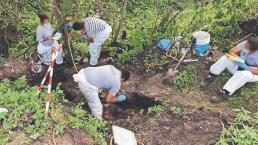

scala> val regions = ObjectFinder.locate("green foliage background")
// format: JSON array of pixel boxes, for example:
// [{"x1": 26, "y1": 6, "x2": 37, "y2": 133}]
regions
[
  {"x1": 0, "y1": 0, "x2": 257, "y2": 144},
  {"x1": 0, "y1": 0, "x2": 257, "y2": 63}
]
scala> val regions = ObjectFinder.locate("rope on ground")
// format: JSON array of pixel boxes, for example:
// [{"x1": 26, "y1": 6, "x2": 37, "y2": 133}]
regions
[
  {"x1": 9, "y1": 41, "x2": 37, "y2": 61},
  {"x1": 52, "y1": 125, "x2": 57, "y2": 145}
]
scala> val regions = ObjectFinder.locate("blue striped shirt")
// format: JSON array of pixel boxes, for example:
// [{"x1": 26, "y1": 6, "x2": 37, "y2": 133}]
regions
[{"x1": 84, "y1": 17, "x2": 109, "y2": 38}]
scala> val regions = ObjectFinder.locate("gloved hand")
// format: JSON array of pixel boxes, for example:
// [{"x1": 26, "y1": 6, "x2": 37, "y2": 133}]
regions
[
  {"x1": 238, "y1": 63, "x2": 250, "y2": 71},
  {"x1": 66, "y1": 22, "x2": 73, "y2": 30},
  {"x1": 81, "y1": 35, "x2": 88, "y2": 42},
  {"x1": 117, "y1": 95, "x2": 126, "y2": 102}
]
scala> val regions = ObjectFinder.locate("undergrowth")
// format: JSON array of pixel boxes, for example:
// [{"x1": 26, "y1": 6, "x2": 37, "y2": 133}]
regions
[
  {"x1": 147, "y1": 105, "x2": 164, "y2": 117},
  {"x1": 216, "y1": 107, "x2": 258, "y2": 145},
  {"x1": 173, "y1": 65, "x2": 197, "y2": 90},
  {"x1": 0, "y1": 76, "x2": 107, "y2": 145}
]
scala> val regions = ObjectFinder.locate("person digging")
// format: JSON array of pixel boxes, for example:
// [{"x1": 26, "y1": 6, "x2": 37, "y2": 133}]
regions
[
  {"x1": 67, "y1": 16, "x2": 112, "y2": 66},
  {"x1": 201, "y1": 37, "x2": 258, "y2": 102},
  {"x1": 73, "y1": 65, "x2": 130, "y2": 120}
]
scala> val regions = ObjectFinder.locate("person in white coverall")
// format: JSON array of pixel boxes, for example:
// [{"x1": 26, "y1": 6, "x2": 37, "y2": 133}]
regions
[
  {"x1": 73, "y1": 65, "x2": 130, "y2": 119},
  {"x1": 201, "y1": 37, "x2": 258, "y2": 102},
  {"x1": 36, "y1": 14, "x2": 63, "y2": 65},
  {"x1": 72, "y1": 17, "x2": 112, "y2": 66}
]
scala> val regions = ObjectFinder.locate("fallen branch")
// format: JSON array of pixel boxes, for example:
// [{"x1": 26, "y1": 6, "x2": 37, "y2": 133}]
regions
[
  {"x1": 233, "y1": 33, "x2": 253, "y2": 45},
  {"x1": 9, "y1": 41, "x2": 37, "y2": 61}
]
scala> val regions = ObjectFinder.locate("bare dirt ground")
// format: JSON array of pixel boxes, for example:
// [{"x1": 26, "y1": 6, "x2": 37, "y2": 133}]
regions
[
  {"x1": 0, "y1": 52, "x2": 236, "y2": 145},
  {"x1": 1, "y1": 17, "x2": 257, "y2": 144}
]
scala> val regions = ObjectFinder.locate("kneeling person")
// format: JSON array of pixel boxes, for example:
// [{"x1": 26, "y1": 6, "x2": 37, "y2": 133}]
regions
[
  {"x1": 201, "y1": 37, "x2": 258, "y2": 102},
  {"x1": 73, "y1": 65, "x2": 130, "y2": 119},
  {"x1": 36, "y1": 14, "x2": 63, "y2": 65}
]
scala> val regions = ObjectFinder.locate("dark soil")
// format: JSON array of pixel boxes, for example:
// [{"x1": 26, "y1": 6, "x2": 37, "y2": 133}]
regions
[
  {"x1": 240, "y1": 16, "x2": 258, "y2": 35},
  {"x1": 0, "y1": 55, "x2": 234, "y2": 145}
]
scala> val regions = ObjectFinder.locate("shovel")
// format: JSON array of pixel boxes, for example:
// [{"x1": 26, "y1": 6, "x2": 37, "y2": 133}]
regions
[{"x1": 166, "y1": 48, "x2": 190, "y2": 77}]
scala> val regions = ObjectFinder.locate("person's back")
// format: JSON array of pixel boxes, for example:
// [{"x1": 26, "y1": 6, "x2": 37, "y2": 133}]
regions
[
  {"x1": 84, "y1": 17, "x2": 109, "y2": 36},
  {"x1": 73, "y1": 65, "x2": 130, "y2": 119},
  {"x1": 83, "y1": 65, "x2": 121, "y2": 93}
]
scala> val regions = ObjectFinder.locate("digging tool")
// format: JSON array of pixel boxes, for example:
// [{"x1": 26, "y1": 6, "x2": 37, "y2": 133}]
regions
[{"x1": 166, "y1": 48, "x2": 190, "y2": 77}]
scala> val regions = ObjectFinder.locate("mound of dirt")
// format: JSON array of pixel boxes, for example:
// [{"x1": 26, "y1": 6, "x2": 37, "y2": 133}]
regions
[
  {"x1": 0, "y1": 59, "x2": 29, "y2": 80},
  {"x1": 33, "y1": 128, "x2": 96, "y2": 145}
]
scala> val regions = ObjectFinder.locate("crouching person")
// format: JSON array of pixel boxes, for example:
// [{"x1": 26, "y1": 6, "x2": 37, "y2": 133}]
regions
[
  {"x1": 36, "y1": 14, "x2": 63, "y2": 65},
  {"x1": 201, "y1": 37, "x2": 258, "y2": 102},
  {"x1": 73, "y1": 65, "x2": 130, "y2": 119}
]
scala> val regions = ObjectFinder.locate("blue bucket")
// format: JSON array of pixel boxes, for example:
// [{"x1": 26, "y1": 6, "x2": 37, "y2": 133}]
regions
[
  {"x1": 194, "y1": 44, "x2": 209, "y2": 56},
  {"x1": 192, "y1": 31, "x2": 210, "y2": 56}
]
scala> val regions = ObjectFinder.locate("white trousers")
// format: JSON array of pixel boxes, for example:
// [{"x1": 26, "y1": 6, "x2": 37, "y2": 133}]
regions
[
  {"x1": 73, "y1": 70, "x2": 102, "y2": 119},
  {"x1": 210, "y1": 55, "x2": 258, "y2": 95},
  {"x1": 89, "y1": 26, "x2": 112, "y2": 65},
  {"x1": 37, "y1": 41, "x2": 63, "y2": 65}
]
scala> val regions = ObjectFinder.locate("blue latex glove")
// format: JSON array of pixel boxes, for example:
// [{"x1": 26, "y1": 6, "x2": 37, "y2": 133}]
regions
[
  {"x1": 117, "y1": 95, "x2": 126, "y2": 102},
  {"x1": 81, "y1": 35, "x2": 88, "y2": 42},
  {"x1": 238, "y1": 63, "x2": 250, "y2": 71},
  {"x1": 66, "y1": 22, "x2": 73, "y2": 29}
]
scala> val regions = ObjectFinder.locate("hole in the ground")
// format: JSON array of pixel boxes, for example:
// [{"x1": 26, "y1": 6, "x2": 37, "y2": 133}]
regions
[
  {"x1": 103, "y1": 93, "x2": 162, "y2": 120},
  {"x1": 117, "y1": 93, "x2": 162, "y2": 110}
]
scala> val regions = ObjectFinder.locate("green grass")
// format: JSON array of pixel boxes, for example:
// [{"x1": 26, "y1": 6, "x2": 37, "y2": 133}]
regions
[
  {"x1": 0, "y1": 76, "x2": 107, "y2": 145},
  {"x1": 216, "y1": 107, "x2": 258, "y2": 145}
]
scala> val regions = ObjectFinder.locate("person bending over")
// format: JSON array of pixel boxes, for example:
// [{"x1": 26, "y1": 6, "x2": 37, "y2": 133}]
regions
[
  {"x1": 73, "y1": 65, "x2": 130, "y2": 119},
  {"x1": 201, "y1": 37, "x2": 258, "y2": 102},
  {"x1": 72, "y1": 17, "x2": 112, "y2": 66}
]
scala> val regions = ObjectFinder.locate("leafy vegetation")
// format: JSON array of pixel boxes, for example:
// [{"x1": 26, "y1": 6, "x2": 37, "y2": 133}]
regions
[
  {"x1": 216, "y1": 107, "x2": 258, "y2": 145},
  {"x1": 0, "y1": 77, "x2": 107, "y2": 145},
  {"x1": 148, "y1": 105, "x2": 164, "y2": 117},
  {"x1": 0, "y1": 0, "x2": 258, "y2": 144},
  {"x1": 170, "y1": 105, "x2": 183, "y2": 116},
  {"x1": 174, "y1": 65, "x2": 197, "y2": 90}
]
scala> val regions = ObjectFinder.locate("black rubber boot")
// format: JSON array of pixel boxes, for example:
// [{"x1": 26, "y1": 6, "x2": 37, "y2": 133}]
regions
[
  {"x1": 211, "y1": 89, "x2": 230, "y2": 103},
  {"x1": 200, "y1": 72, "x2": 217, "y2": 88}
]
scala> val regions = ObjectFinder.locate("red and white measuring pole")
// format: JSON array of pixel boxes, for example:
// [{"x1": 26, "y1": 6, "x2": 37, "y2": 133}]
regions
[{"x1": 37, "y1": 44, "x2": 62, "y2": 120}]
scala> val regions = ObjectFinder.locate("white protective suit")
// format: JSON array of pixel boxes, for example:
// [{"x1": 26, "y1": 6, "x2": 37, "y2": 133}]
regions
[
  {"x1": 210, "y1": 55, "x2": 258, "y2": 95},
  {"x1": 88, "y1": 25, "x2": 112, "y2": 65},
  {"x1": 73, "y1": 65, "x2": 121, "y2": 119},
  {"x1": 73, "y1": 70, "x2": 102, "y2": 119},
  {"x1": 36, "y1": 23, "x2": 63, "y2": 65}
]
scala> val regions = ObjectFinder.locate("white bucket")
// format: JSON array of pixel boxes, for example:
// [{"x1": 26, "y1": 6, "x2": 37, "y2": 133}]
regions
[{"x1": 192, "y1": 31, "x2": 211, "y2": 45}]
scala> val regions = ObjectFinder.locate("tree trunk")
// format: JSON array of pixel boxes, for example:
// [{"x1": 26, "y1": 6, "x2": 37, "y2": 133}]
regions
[
  {"x1": 112, "y1": 1, "x2": 128, "y2": 44},
  {"x1": 0, "y1": 29, "x2": 9, "y2": 58}
]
